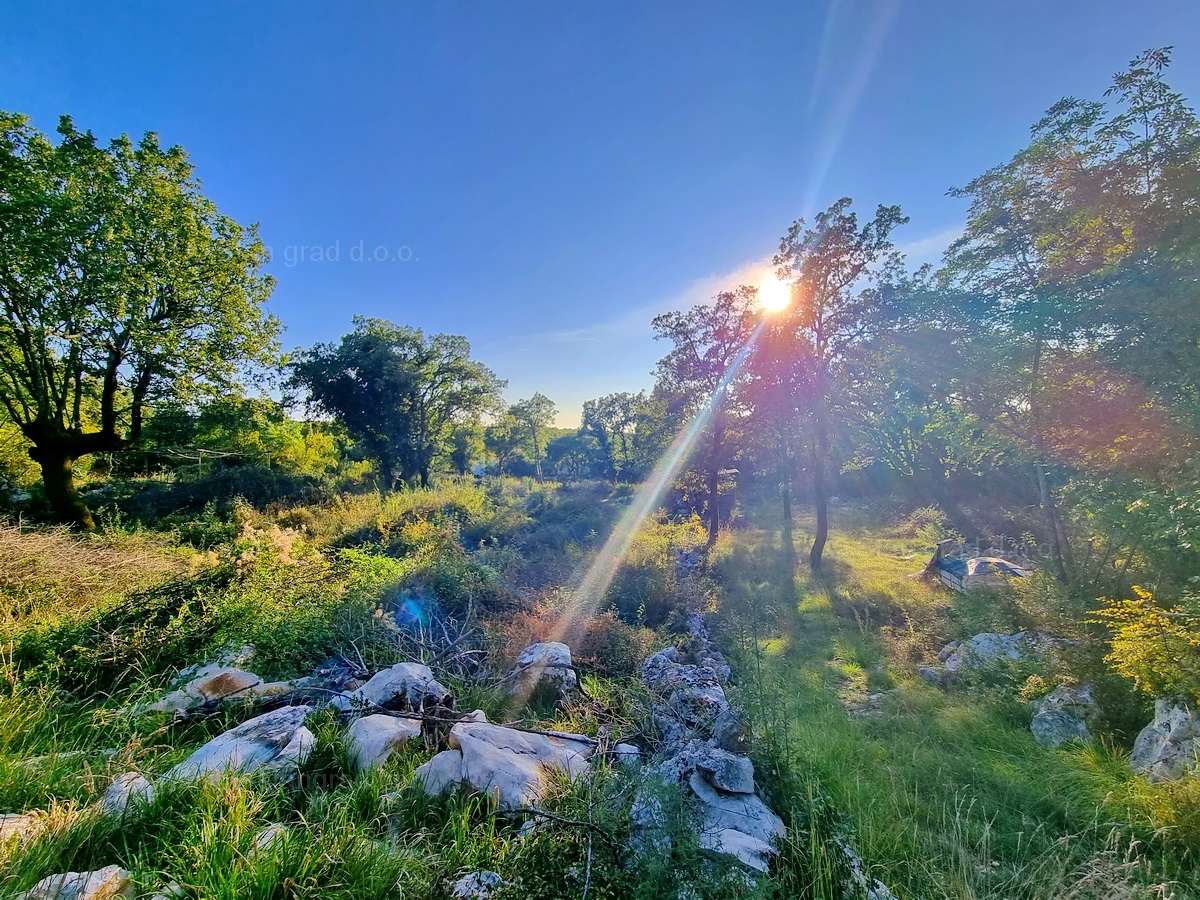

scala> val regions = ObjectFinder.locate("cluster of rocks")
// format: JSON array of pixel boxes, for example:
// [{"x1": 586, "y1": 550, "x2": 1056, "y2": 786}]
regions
[
  {"x1": 633, "y1": 616, "x2": 785, "y2": 874},
  {"x1": 128, "y1": 646, "x2": 361, "y2": 718},
  {"x1": 415, "y1": 716, "x2": 596, "y2": 810},
  {"x1": 918, "y1": 631, "x2": 1071, "y2": 687},
  {"x1": 921, "y1": 633, "x2": 1200, "y2": 783}
]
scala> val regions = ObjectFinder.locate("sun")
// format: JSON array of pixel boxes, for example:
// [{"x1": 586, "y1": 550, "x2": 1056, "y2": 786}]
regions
[{"x1": 757, "y1": 278, "x2": 792, "y2": 313}]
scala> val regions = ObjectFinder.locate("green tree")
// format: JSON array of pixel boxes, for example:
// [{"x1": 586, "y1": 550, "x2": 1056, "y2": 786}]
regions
[
  {"x1": 0, "y1": 113, "x2": 279, "y2": 528},
  {"x1": 774, "y1": 197, "x2": 907, "y2": 570},
  {"x1": 581, "y1": 391, "x2": 644, "y2": 481},
  {"x1": 290, "y1": 318, "x2": 503, "y2": 489},
  {"x1": 939, "y1": 49, "x2": 1200, "y2": 578},
  {"x1": 652, "y1": 287, "x2": 760, "y2": 546},
  {"x1": 484, "y1": 413, "x2": 524, "y2": 476},
  {"x1": 545, "y1": 432, "x2": 599, "y2": 480},
  {"x1": 509, "y1": 392, "x2": 557, "y2": 482},
  {"x1": 449, "y1": 423, "x2": 483, "y2": 476}
]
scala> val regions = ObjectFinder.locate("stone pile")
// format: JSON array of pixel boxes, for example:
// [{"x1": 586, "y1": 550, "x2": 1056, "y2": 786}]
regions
[
  {"x1": 919, "y1": 631, "x2": 1071, "y2": 687},
  {"x1": 633, "y1": 616, "x2": 785, "y2": 874}
]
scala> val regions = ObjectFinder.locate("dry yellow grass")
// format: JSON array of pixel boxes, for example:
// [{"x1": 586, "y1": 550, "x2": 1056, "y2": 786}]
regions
[{"x1": 0, "y1": 523, "x2": 188, "y2": 620}]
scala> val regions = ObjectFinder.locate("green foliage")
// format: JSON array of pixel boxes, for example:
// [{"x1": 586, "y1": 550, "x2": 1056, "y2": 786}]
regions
[
  {"x1": 290, "y1": 317, "x2": 504, "y2": 489},
  {"x1": 1095, "y1": 586, "x2": 1200, "y2": 704},
  {"x1": 0, "y1": 111, "x2": 279, "y2": 527}
]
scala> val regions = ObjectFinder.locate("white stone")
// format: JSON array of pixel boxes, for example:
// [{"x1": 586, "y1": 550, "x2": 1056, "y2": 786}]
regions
[
  {"x1": 1130, "y1": 699, "x2": 1200, "y2": 782},
  {"x1": 415, "y1": 721, "x2": 594, "y2": 809},
  {"x1": 98, "y1": 772, "x2": 154, "y2": 817},
  {"x1": 165, "y1": 705, "x2": 315, "y2": 783},
  {"x1": 332, "y1": 663, "x2": 451, "y2": 714},
  {"x1": 509, "y1": 642, "x2": 578, "y2": 700},
  {"x1": 345, "y1": 714, "x2": 422, "y2": 773},
  {"x1": 251, "y1": 823, "x2": 288, "y2": 854},
  {"x1": 693, "y1": 747, "x2": 755, "y2": 794},
  {"x1": 613, "y1": 743, "x2": 641, "y2": 767},
  {"x1": 449, "y1": 871, "x2": 505, "y2": 899},
  {"x1": 20, "y1": 866, "x2": 134, "y2": 900},
  {"x1": 1030, "y1": 710, "x2": 1090, "y2": 749},
  {"x1": 414, "y1": 749, "x2": 465, "y2": 795},
  {"x1": 688, "y1": 771, "x2": 786, "y2": 872}
]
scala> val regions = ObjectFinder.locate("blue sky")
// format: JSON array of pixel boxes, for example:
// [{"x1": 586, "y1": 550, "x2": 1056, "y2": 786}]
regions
[{"x1": 3, "y1": 1, "x2": 1198, "y2": 423}]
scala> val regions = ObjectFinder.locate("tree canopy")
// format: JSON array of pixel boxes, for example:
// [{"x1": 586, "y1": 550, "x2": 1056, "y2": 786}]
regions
[
  {"x1": 0, "y1": 112, "x2": 279, "y2": 527},
  {"x1": 289, "y1": 317, "x2": 504, "y2": 489}
]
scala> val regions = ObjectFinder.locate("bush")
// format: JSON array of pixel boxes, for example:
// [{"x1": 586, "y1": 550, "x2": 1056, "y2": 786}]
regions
[{"x1": 1094, "y1": 586, "x2": 1200, "y2": 705}]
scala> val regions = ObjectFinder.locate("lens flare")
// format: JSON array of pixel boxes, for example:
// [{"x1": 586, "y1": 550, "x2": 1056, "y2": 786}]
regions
[
  {"x1": 757, "y1": 279, "x2": 792, "y2": 313},
  {"x1": 504, "y1": 319, "x2": 768, "y2": 713}
]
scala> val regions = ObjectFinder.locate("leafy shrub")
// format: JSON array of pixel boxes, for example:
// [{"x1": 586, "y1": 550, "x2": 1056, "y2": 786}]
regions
[
  {"x1": 117, "y1": 465, "x2": 320, "y2": 522},
  {"x1": 1094, "y1": 586, "x2": 1200, "y2": 704}
]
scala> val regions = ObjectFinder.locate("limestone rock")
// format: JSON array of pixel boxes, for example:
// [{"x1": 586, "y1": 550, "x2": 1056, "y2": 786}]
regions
[
  {"x1": 176, "y1": 645, "x2": 255, "y2": 684},
  {"x1": 1030, "y1": 710, "x2": 1091, "y2": 749},
  {"x1": 1030, "y1": 683, "x2": 1097, "y2": 749},
  {"x1": 449, "y1": 871, "x2": 505, "y2": 899},
  {"x1": 1130, "y1": 699, "x2": 1200, "y2": 782},
  {"x1": 98, "y1": 772, "x2": 155, "y2": 817},
  {"x1": 1037, "y1": 683, "x2": 1098, "y2": 720},
  {"x1": 613, "y1": 742, "x2": 642, "y2": 768},
  {"x1": 332, "y1": 663, "x2": 452, "y2": 715},
  {"x1": 186, "y1": 667, "x2": 262, "y2": 701},
  {"x1": 345, "y1": 714, "x2": 422, "y2": 773},
  {"x1": 414, "y1": 749, "x2": 465, "y2": 795},
  {"x1": 689, "y1": 772, "x2": 786, "y2": 873},
  {"x1": 641, "y1": 648, "x2": 737, "y2": 748},
  {"x1": 414, "y1": 721, "x2": 594, "y2": 809},
  {"x1": 509, "y1": 642, "x2": 577, "y2": 701},
  {"x1": 693, "y1": 746, "x2": 755, "y2": 795},
  {"x1": 252, "y1": 824, "x2": 288, "y2": 854},
  {"x1": 165, "y1": 705, "x2": 314, "y2": 783},
  {"x1": 922, "y1": 631, "x2": 1073, "y2": 685},
  {"x1": 19, "y1": 866, "x2": 134, "y2": 900},
  {"x1": 0, "y1": 812, "x2": 45, "y2": 845}
]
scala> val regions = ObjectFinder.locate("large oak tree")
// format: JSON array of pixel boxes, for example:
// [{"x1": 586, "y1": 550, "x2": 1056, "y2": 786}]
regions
[{"x1": 0, "y1": 113, "x2": 279, "y2": 528}]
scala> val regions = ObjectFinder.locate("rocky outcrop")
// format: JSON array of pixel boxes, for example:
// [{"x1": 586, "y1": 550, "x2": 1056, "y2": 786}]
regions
[
  {"x1": 165, "y1": 705, "x2": 315, "y2": 783},
  {"x1": 332, "y1": 663, "x2": 452, "y2": 716},
  {"x1": 641, "y1": 647, "x2": 742, "y2": 751},
  {"x1": 508, "y1": 642, "x2": 577, "y2": 702},
  {"x1": 1130, "y1": 699, "x2": 1200, "y2": 782},
  {"x1": 1030, "y1": 683, "x2": 1096, "y2": 749},
  {"x1": 98, "y1": 772, "x2": 155, "y2": 817},
  {"x1": 414, "y1": 720, "x2": 596, "y2": 810},
  {"x1": 920, "y1": 632, "x2": 1071, "y2": 686},
  {"x1": 18, "y1": 866, "x2": 134, "y2": 900},
  {"x1": 345, "y1": 713, "x2": 422, "y2": 773}
]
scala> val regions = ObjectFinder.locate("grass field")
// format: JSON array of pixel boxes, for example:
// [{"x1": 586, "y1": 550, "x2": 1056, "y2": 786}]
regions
[{"x1": 714, "y1": 500, "x2": 1200, "y2": 899}]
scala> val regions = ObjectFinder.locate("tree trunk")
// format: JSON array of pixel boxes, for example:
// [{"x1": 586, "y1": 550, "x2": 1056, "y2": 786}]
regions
[
  {"x1": 1035, "y1": 462, "x2": 1070, "y2": 581},
  {"x1": 781, "y1": 467, "x2": 796, "y2": 579},
  {"x1": 810, "y1": 401, "x2": 829, "y2": 572},
  {"x1": 33, "y1": 448, "x2": 95, "y2": 530}
]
